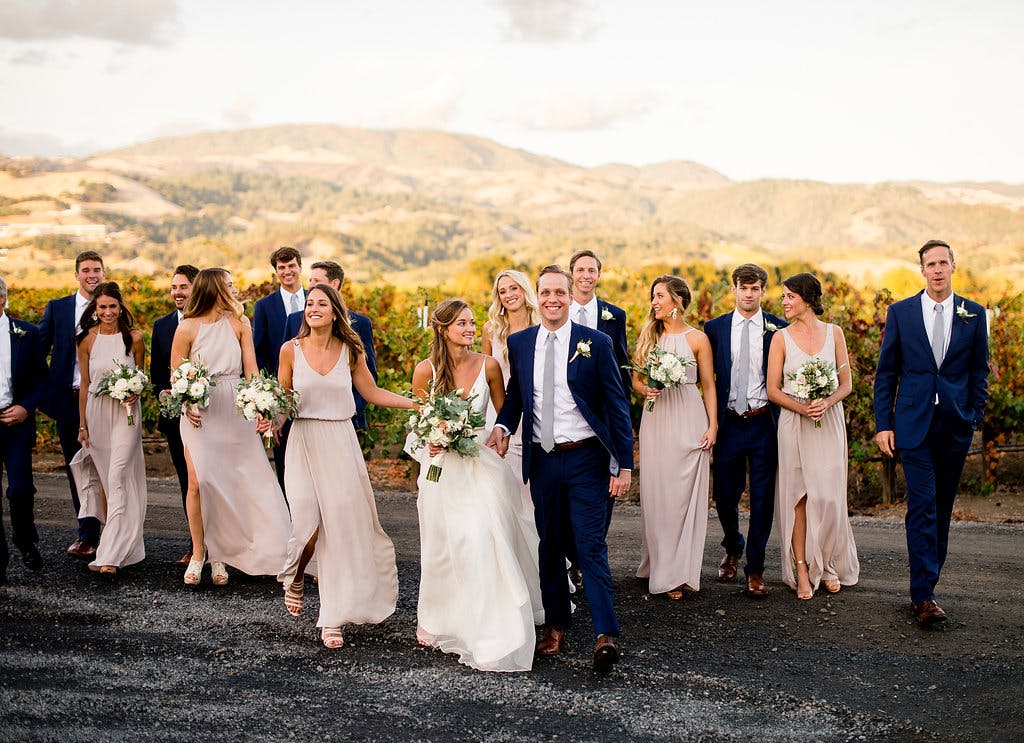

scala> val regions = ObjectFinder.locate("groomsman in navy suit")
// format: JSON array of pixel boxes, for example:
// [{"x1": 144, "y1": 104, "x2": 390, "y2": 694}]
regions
[
  {"x1": 874, "y1": 240, "x2": 989, "y2": 627},
  {"x1": 0, "y1": 277, "x2": 48, "y2": 585},
  {"x1": 150, "y1": 264, "x2": 199, "y2": 564},
  {"x1": 38, "y1": 250, "x2": 105, "y2": 558},
  {"x1": 279, "y1": 260, "x2": 377, "y2": 430},
  {"x1": 252, "y1": 246, "x2": 305, "y2": 488},
  {"x1": 705, "y1": 264, "x2": 787, "y2": 597},
  {"x1": 488, "y1": 265, "x2": 634, "y2": 673}
]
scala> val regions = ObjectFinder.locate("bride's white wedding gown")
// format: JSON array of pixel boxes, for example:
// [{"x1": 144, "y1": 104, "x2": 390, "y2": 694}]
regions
[{"x1": 408, "y1": 362, "x2": 543, "y2": 672}]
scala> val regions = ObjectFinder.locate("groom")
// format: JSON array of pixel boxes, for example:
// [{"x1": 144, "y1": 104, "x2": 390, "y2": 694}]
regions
[
  {"x1": 487, "y1": 265, "x2": 634, "y2": 673},
  {"x1": 874, "y1": 239, "x2": 989, "y2": 627}
]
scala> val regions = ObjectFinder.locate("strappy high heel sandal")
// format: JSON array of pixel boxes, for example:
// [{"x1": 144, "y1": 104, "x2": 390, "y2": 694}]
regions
[
  {"x1": 321, "y1": 627, "x2": 344, "y2": 649},
  {"x1": 184, "y1": 553, "x2": 205, "y2": 585},
  {"x1": 210, "y1": 561, "x2": 229, "y2": 586},
  {"x1": 823, "y1": 577, "x2": 841, "y2": 594},
  {"x1": 284, "y1": 581, "x2": 304, "y2": 617},
  {"x1": 795, "y1": 559, "x2": 813, "y2": 600}
]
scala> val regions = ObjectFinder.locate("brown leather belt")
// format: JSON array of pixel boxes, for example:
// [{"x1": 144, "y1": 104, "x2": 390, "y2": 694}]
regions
[
  {"x1": 536, "y1": 437, "x2": 599, "y2": 453},
  {"x1": 727, "y1": 405, "x2": 770, "y2": 419}
]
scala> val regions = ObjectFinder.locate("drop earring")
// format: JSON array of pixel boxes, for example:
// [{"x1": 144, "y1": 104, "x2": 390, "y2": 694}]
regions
[{"x1": 669, "y1": 307, "x2": 679, "y2": 319}]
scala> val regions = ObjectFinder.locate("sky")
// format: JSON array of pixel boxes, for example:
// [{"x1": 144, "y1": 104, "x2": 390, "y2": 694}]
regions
[{"x1": 1, "y1": 0, "x2": 1022, "y2": 183}]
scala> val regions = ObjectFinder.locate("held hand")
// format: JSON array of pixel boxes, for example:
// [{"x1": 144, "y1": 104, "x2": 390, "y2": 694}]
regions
[
  {"x1": 698, "y1": 427, "x2": 717, "y2": 450},
  {"x1": 185, "y1": 404, "x2": 203, "y2": 428},
  {"x1": 485, "y1": 427, "x2": 509, "y2": 457},
  {"x1": 806, "y1": 398, "x2": 829, "y2": 422},
  {"x1": 0, "y1": 405, "x2": 28, "y2": 426},
  {"x1": 124, "y1": 394, "x2": 139, "y2": 406},
  {"x1": 875, "y1": 430, "x2": 895, "y2": 458},
  {"x1": 608, "y1": 470, "x2": 632, "y2": 498},
  {"x1": 427, "y1": 443, "x2": 443, "y2": 458},
  {"x1": 77, "y1": 428, "x2": 89, "y2": 447},
  {"x1": 645, "y1": 388, "x2": 662, "y2": 403},
  {"x1": 254, "y1": 415, "x2": 273, "y2": 435}
]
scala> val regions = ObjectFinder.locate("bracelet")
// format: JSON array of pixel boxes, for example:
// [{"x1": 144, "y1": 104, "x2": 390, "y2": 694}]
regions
[{"x1": 79, "y1": 426, "x2": 87, "y2": 431}]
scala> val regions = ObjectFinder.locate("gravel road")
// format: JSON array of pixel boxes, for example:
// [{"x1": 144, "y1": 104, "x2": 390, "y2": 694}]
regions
[{"x1": 2, "y1": 474, "x2": 1022, "y2": 742}]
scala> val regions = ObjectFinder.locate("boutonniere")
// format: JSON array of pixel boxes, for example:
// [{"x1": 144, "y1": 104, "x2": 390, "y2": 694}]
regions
[
  {"x1": 763, "y1": 320, "x2": 780, "y2": 335},
  {"x1": 955, "y1": 302, "x2": 977, "y2": 320},
  {"x1": 569, "y1": 339, "x2": 592, "y2": 363},
  {"x1": 9, "y1": 324, "x2": 26, "y2": 338},
  {"x1": 600, "y1": 308, "x2": 614, "y2": 322}
]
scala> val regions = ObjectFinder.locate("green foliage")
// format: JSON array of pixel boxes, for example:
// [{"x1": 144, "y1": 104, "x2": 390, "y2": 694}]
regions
[{"x1": 78, "y1": 181, "x2": 117, "y2": 202}]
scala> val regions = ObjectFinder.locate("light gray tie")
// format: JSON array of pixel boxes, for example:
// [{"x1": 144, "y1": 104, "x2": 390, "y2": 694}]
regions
[
  {"x1": 731, "y1": 319, "x2": 750, "y2": 414},
  {"x1": 576, "y1": 306, "x2": 588, "y2": 327},
  {"x1": 540, "y1": 331, "x2": 556, "y2": 452},
  {"x1": 931, "y1": 304, "x2": 945, "y2": 368},
  {"x1": 289, "y1": 292, "x2": 301, "y2": 314}
]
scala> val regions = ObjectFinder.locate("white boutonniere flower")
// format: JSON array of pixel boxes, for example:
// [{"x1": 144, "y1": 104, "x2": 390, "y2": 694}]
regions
[
  {"x1": 601, "y1": 308, "x2": 614, "y2": 322},
  {"x1": 955, "y1": 302, "x2": 977, "y2": 320},
  {"x1": 569, "y1": 339, "x2": 592, "y2": 363},
  {"x1": 763, "y1": 320, "x2": 780, "y2": 335},
  {"x1": 9, "y1": 323, "x2": 26, "y2": 337}
]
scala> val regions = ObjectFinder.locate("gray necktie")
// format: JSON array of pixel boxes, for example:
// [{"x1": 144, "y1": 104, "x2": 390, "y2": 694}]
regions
[
  {"x1": 731, "y1": 319, "x2": 750, "y2": 414},
  {"x1": 289, "y1": 293, "x2": 301, "y2": 314},
  {"x1": 576, "y1": 306, "x2": 587, "y2": 327},
  {"x1": 931, "y1": 304, "x2": 945, "y2": 368},
  {"x1": 540, "y1": 331, "x2": 556, "y2": 452}
]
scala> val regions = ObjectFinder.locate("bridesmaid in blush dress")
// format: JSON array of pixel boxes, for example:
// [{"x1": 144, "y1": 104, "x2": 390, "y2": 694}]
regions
[
  {"x1": 632, "y1": 276, "x2": 717, "y2": 600},
  {"x1": 75, "y1": 282, "x2": 147, "y2": 576},
  {"x1": 172, "y1": 268, "x2": 291, "y2": 587},
  {"x1": 267, "y1": 284, "x2": 414, "y2": 650},
  {"x1": 767, "y1": 273, "x2": 859, "y2": 600}
]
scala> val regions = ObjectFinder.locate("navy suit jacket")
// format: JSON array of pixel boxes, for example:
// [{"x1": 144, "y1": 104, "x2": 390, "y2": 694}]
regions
[
  {"x1": 5, "y1": 318, "x2": 48, "y2": 424},
  {"x1": 595, "y1": 299, "x2": 631, "y2": 396},
  {"x1": 253, "y1": 291, "x2": 298, "y2": 374},
  {"x1": 37, "y1": 293, "x2": 79, "y2": 419},
  {"x1": 873, "y1": 291, "x2": 989, "y2": 450},
  {"x1": 150, "y1": 309, "x2": 180, "y2": 434},
  {"x1": 281, "y1": 309, "x2": 377, "y2": 429},
  {"x1": 704, "y1": 310, "x2": 787, "y2": 418},
  {"x1": 495, "y1": 322, "x2": 634, "y2": 484}
]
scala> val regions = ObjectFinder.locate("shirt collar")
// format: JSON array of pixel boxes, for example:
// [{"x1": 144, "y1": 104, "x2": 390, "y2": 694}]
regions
[
  {"x1": 76, "y1": 291, "x2": 90, "y2": 307},
  {"x1": 733, "y1": 310, "x2": 763, "y2": 328},
  {"x1": 279, "y1": 286, "x2": 304, "y2": 301},
  {"x1": 922, "y1": 292, "x2": 954, "y2": 313},
  {"x1": 573, "y1": 295, "x2": 599, "y2": 312},
  {"x1": 539, "y1": 319, "x2": 572, "y2": 345}
]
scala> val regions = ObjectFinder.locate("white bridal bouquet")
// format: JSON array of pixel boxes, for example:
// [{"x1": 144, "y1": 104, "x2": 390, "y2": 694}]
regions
[
  {"x1": 628, "y1": 345, "x2": 695, "y2": 411},
  {"x1": 234, "y1": 371, "x2": 300, "y2": 449},
  {"x1": 159, "y1": 357, "x2": 216, "y2": 427},
  {"x1": 406, "y1": 384, "x2": 486, "y2": 482},
  {"x1": 94, "y1": 360, "x2": 148, "y2": 425},
  {"x1": 787, "y1": 357, "x2": 841, "y2": 428}
]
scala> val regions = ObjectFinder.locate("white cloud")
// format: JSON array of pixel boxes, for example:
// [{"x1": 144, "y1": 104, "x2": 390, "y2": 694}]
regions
[
  {"x1": 495, "y1": 0, "x2": 602, "y2": 42},
  {"x1": 224, "y1": 95, "x2": 255, "y2": 127},
  {"x1": 508, "y1": 92, "x2": 659, "y2": 131},
  {"x1": 381, "y1": 79, "x2": 463, "y2": 130},
  {"x1": 0, "y1": 0, "x2": 181, "y2": 45}
]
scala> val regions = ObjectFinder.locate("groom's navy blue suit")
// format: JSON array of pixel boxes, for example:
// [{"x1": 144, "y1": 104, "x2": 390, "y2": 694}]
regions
[
  {"x1": 496, "y1": 322, "x2": 633, "y2": 637},
  {"x1": 874, "y1": 291, "x2": 988, "y2": 603},
  {"x1": 705, "y1": 309, "x2": 786, "y2": 578}
]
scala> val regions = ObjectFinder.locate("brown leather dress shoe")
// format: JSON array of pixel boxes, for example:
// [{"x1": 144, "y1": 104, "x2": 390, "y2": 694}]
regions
[
  {"x1": 912, "y1": 600, "x2": 948, "y2": 627},
  {"x1": 745, "y1": 573, "x2": 769, "y2": 598},
  {"x1": 593, "y1": 634, "x2": 620, "y2": 673},
  {"x1": 718, "y1": 553, "x2": 740, "y2": 583},
  {"x1": 66, "y1": 539, "x2": 96, "y2": 559},
  {"x1": 536, "y1": 626, "x2": 566, "y2": 655},
  {"x1": 177, "y1": 549, "x2": 193, "y2": 566}
]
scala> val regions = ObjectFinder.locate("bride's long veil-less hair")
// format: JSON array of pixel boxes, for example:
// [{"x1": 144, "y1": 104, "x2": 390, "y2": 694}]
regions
[
  {"x1": 295, "y1": 284, "x2": 365, "y2": 361},
  {"x1": 634, "y1": 275, "x2": 691, "y2": 365},
  {"x1": 184, "y1": 268, "x2": 245, "y2": 319},
  {"x1": 486, "y1": 269, "x2": 540, "y2": 363},
  {"x1": 429, "y1": 299, "x2": 471, "y2": 395}
]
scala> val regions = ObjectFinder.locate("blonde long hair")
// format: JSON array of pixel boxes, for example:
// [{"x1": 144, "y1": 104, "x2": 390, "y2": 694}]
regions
[
  {"x1": 429, "y1": 299, "x2": 472, "y2": 395},
  {"x1": 183, "y1": 268, "x2": 244, "y2": 319},
  {"x1": 486, "y1": 269, "x2": 540, "y2": 362},
  {"x1": 634, "y1": 275, "x2": 692, "y2": 365}
]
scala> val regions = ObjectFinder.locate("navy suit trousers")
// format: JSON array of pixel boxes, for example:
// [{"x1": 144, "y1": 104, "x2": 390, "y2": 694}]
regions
[
  {"x1": 711, "y1": 412, "x2": 777, "y2": 577},
  {"x1": 530, "y1": 440, "x2": 619, "y2": 637},
  {"x1": 899, "y1": 410, "x2": 972, "y2": 603},
  {"x1": 0, "y1": 421, "x2": 38, "y2": 571}
]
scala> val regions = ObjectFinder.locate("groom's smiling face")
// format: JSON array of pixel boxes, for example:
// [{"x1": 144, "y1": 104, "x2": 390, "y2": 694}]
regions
[{"x1": 537, "y1": 272, "x2": 571, "y2": 328}]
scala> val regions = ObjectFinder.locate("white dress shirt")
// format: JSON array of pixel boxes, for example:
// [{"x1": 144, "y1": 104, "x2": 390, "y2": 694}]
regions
[
  {"x1": 279, "y1": 287, "x2": 305, "y2": 314},
  {"x1": 0, "y1": 313, "x2": 13, "y2": 409},
  {"x1": 532, "y1": 321, "x2": 596, "y2": 445},
  {"x1": 921, "y1": 292, "x2": 954, "y2": 360},
  {"x1": 72, "y1": 291, "x2": 89, "y2": 389},
  {"x1": 728, "y1": 310, "x2": 769, "y2": 410},
  {"x1": 176, "y1": 310, "x2": 184, "y2": 323},
  {"x1": 569, "y1": 296, "x2": 599, "y2": 330}
]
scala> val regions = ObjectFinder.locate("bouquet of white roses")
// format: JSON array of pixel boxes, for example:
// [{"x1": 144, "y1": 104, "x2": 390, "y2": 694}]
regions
[
  {"x1": 787, "y1": 357, "x2": 841, "y2": 428},
  {"x1": 235, "y1": 370, "x2": 300, "y2": 449},
  {"x1": 159, "y1": 357, "x2": 216, "y2": 426},
  {"x1": 406, "y1": 383, "x2": 486, "y2": 482},
  {"x1": 94, "y1": 360, "x2": 148, "y2": 425},
  {"x1": 627, "y1": 345, "x2": 695, "y2": 411}
]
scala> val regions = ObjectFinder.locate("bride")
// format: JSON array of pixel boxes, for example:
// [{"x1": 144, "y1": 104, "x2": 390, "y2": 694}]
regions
[{"x1": 407, "y1": 299, "x2": 543, "y2": 672}]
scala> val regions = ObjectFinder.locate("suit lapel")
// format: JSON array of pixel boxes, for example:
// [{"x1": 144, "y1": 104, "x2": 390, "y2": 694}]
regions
[
  {"x1": 521, "y1": 326, "x2": 539, "y2": 402},
  {"x1": 567, "y1": 323, "x2": 581, "y2": 383},
  {"x1": 722, "y1": 311, "x2": 735, "y2": 376},
  {"x1": 907, "y1": 291, "x2": 939, "y2": 371},
  {"x1": 8, "y1": 320, "x2": 21, "y2": 379},
  {"x1": 943, "y1": 294, "x2": 965, "y2": 369}
]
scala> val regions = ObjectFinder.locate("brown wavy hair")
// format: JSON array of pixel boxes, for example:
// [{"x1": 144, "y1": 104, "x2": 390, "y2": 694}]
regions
[
  {"x1": 76, "y1": 281, "x2": 135, "y2": 356},
  {"x1": 428, "y1": 299, "x2": 472, "y2": 395},
  {"x1": 183, "y1": 268, "x2": 244, "y2": 319},
  {"x1": 295, "y1": 284, "x2": 364, "y2": 362}
]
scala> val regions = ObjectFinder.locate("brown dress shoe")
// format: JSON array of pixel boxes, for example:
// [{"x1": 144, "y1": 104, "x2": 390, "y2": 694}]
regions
[
  {"x1": 593, "y1": 634, "x2": 620, "y2": 673},
  {"x1": 177, "y1": 549, "x2": 193, "y2": 566},
  {"x1": 718, "y1": 553, "x2": 740, "y2": 583},
  {"x1": 912, "y1": 600, "x2": 948, "y2": 627},
  {"x1": 745, "y1": 573, "x2": 769, "y2": 598},
  {"x1": 66, "y1": 539, "x2": 96, "y2": 559},
  {"x1": 536, "y1": 626, "x2": 566, "y2": 655}
]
